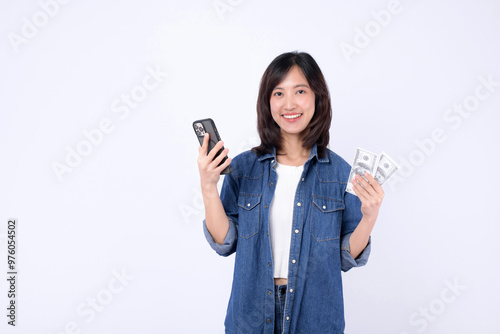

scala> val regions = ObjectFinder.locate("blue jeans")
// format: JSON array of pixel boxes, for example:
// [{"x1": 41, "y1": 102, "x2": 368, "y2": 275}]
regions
[{"x1": 275, "y1": 285, "x2": 287, "y2": 334}]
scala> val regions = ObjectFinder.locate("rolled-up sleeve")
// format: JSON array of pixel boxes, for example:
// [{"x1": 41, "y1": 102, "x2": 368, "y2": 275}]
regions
[
  {"x1": 340, "y1": 191, "x2": 371, "y2": 272},
  {"x1": 203, "y1": 217, "x2": 237, "y2": 256},
  {"x1": 341, "y1": 233, "x2": 371, "y2": 272}
]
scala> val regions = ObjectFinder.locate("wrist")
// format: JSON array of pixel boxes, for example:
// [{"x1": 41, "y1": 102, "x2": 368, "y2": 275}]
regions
[
  {"x1": 201, "y1": 183, "x2": 219, "y2": 197},
  {"x1": 360, "y1": 215, "x2": 377, "y2": 226}
]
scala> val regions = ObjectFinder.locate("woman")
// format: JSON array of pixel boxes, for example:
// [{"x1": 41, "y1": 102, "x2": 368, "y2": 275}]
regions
[{"x1": 197, "y1": 51, "x2": 384, "y2": 333}]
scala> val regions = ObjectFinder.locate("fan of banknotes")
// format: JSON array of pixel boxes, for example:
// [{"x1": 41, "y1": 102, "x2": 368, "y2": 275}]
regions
[{"x1": 346, "y1": 148, "x2": 400, "y2": 196}]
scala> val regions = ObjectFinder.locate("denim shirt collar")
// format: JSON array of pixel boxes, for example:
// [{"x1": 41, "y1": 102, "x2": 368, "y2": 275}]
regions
[{"x1": 257, "y1": 143, "x2": 329, "y2": 163}]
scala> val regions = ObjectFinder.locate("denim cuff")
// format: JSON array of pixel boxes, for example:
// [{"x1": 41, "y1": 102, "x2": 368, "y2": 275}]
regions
[
  {"x1": 340, "y1": 233, "x2": 371, "y2": 272},
  {"x1": 203, "y1": 217, "x2": 237, "y2": 257}
]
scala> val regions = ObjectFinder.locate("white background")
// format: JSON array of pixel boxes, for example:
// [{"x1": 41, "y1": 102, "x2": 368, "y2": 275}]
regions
[{"x1": 1, "y1": 0, "x2": 499, "y2": 333}]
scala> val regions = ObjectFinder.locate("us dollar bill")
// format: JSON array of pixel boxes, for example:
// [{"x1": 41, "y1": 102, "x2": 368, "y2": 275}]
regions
[
  {"x1": 372, "y1": 152, "x2": 400, "y2": 186},
  {"x1": 346, "y1": 148, "x2": 378, "y2": 196}
]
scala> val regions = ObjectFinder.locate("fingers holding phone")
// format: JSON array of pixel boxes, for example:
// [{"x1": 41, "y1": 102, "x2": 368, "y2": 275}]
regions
[{"x1": 197, "y1": 132, "x2": 232, "y2": 190}]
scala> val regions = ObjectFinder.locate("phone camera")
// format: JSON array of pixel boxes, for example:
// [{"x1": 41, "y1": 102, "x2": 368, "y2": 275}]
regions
[{"x1": 194, "y1": 123, "x2": 206, "y2": 136}]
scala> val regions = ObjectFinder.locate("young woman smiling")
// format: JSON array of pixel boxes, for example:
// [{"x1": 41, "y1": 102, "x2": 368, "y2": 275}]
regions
[{"x1": 197, "y1": 51, "x2": 384, "y2": 333}]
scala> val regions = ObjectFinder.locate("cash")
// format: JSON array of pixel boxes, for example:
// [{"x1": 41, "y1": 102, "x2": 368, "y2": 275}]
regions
[
  {"x1": 373, "y1": 152, "x2": 399, "y2": 186},
  {"x1": 346, "y1": 148, "x2": 399, "y2": 196},
  {"x1": 346, "y1": 148, "x2": 378, "y2": 195}
]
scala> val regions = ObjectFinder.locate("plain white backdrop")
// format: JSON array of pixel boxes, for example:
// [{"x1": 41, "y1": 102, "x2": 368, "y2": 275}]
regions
[{"x1": 1, "y1": 0, "x2": 499, "y2": 333}]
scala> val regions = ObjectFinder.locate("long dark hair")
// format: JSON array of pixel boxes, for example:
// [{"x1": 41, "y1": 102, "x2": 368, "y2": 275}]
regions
[{"x1": 251, "y1": 51, "x2": 332, "y2": 158}]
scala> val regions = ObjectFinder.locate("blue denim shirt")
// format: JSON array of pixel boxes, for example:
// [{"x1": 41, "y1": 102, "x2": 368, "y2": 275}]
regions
[{"x1": 203, "y1": 144, "x2": 371, "y2": 333}]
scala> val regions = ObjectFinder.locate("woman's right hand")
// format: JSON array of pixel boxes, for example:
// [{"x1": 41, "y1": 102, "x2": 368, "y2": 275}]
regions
[{"x1": 197, "y1": 133, "x2": 232, "y2": 192}]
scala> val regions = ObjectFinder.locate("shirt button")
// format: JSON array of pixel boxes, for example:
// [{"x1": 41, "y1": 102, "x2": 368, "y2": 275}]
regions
[
  {"x1": 267, "y1": 319, "x2": 272, "y2": 323},
  {"x1": 289, "y1": 288, "x2": 293, "y2": 293},
  {"x1": 247, "y1": 203, "x2": 250, "y2": 207},
  {"x1": 268, "y1": 262, "x2": 272, "y2": 266},
  {"x1": 270, "y1": 182, "x2": 274, "y2": 186},
  {"x1": 265, "y1": 205, "x2": 268, "y2": 209},
  {"x1": 268, "y1": 291, "x2": 272, "y2": 295},
  {"x1": 271, "y1": 160, "x2": 274, "y2": 163},
  {"x1": 301, "y1": 178, "x2": 304, "y2": 181},
  {"x1": 323, "y1": 205, "x2": 326, "y2": 209},
  {"x1": 286, "y1": 316, "x2": 290, "y2": 321},
  {"x1": 297, "y1": 202, "x2": 301, "y2": 207},
  {"x1": 292, "y1": 259, "x2": 296, "y2": 264},
  {"x1": 294, "y1": 229, "x2": 299, "y2": 234}
]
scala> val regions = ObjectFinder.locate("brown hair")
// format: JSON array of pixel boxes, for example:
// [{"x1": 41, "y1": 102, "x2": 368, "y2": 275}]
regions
[{"x1": 251, "y1": 51, "x2": 332, "y2": 158}]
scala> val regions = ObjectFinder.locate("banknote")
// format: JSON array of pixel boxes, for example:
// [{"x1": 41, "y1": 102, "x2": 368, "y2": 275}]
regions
[
  {"x1": 346, "y1": 148, "x2": 399, "y2": 196},
  {"x1": 346, "y1": 148, "x2": 378, "y2": 196},
  {"x1": 372, "y1": 152, "x2": 400, "y2": 186}
]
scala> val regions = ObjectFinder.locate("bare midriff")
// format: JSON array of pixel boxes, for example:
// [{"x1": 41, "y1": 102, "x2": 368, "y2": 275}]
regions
[{"x1": 274, "y1": 278, "x2": 288, "y2": 285}]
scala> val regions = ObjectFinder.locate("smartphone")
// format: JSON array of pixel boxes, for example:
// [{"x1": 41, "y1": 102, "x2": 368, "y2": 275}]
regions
[{"x1": 193, "y1": 118, "x2": 233, "y2": 175}]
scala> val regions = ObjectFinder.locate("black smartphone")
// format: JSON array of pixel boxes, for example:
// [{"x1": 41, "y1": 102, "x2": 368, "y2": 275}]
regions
[{"x1": 193, "y1": 118, "x2": 233, "y2": 175}]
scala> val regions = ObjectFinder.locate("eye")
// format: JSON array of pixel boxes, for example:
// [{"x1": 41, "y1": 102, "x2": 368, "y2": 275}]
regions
[
  {"x1": 273, "y1": 91, "x2": 283, "y2": 97},
  {"x1": 297, "y1": 89, "x2": 306, "y2": 94}
]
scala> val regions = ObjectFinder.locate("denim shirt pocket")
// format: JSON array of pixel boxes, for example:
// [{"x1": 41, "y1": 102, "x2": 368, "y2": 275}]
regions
[
  {"x1": 310, "y1": 195, "x2": 345, "y2": 241},
  {"x1": 237, "y1": 193, "x2": 261, "y2": 238}
]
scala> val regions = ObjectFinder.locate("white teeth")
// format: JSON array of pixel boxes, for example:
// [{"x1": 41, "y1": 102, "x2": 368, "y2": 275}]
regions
[{"x1": 283, "y1": 114, "x2": 302, "y2": 119}]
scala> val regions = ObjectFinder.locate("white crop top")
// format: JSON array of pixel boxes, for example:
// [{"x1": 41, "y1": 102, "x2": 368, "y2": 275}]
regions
[{"x1": 269, "y1": 161, "x2": 304, "y2": 279}]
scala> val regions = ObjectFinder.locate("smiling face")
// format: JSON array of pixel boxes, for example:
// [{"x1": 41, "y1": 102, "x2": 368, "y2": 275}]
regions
[{"x1": 270, "y1": 65, "x2": 316, "y2": 140}]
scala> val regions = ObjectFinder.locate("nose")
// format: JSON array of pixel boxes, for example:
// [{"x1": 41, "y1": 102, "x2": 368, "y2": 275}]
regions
[{"x1": 284, "y1": 95, "x2": 296, "y2": 111}]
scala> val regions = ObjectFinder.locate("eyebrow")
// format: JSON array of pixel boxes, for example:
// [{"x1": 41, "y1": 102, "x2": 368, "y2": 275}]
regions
[{"x1": 273, "y1": 84, "x2": 310, "y2": 90}]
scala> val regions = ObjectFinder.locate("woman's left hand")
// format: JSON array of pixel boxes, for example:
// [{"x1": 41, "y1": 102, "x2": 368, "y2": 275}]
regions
[{"x1": 351, "y1": 172, "x2": 385, "y2": 222}]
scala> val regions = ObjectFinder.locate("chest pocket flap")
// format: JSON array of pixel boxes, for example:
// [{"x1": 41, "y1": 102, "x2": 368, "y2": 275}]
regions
[
  {"x1": 238, "y1": 194, "x2": 261, "y2": 211},
  {"x1": 312, "y1": 196, "x2": 345, "y2": 213}
]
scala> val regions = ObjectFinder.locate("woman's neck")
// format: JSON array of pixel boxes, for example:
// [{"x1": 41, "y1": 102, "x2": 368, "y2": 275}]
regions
[{"x1": 276, "y1": 134, "x2": 311, "y2": 166}]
